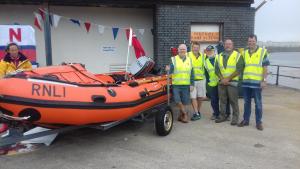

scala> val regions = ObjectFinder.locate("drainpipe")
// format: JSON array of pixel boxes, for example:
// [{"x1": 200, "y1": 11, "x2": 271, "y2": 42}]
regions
[{"x1": 43, "y1": 3, "x2": 53, "y2": 66}]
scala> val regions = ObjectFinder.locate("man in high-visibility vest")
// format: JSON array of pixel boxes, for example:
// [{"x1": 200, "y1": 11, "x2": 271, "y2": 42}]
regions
[
  {"x1": 215, "y1": 39, "x2": 243, "y2": 125},
  {"x1": 166, "y1": 44, "x2": 194, "y2": 123},
  {"x1": 204, "y1": 45, "x2": 220, "y2": 120},
  {"x1": 204, "y1": 45, "x2": 230, "y2": 120},
  {"x1": 238, "y1": 34, "x2": 270, "y2": 131},
  {"x1": 188, "y1": 42, "x2": 206, "y2": 121}
]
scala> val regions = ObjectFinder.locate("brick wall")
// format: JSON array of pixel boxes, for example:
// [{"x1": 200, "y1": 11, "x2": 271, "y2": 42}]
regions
[{"x1": 154, "y1": 4, "x2": 255, "y2": 67}]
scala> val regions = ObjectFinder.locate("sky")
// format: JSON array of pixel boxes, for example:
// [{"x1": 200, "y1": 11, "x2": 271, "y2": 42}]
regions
[{"x1": 253, "y1": 0, "x2": 300, "y2": 42}]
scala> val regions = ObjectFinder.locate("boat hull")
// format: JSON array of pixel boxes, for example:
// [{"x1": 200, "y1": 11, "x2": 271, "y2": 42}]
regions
[
  {"x1": 0, "y1": 68, "x2": 169, "y2": 126},
  {"x1": 0, "y1": 93, "x2": 167, "y2": 125}
]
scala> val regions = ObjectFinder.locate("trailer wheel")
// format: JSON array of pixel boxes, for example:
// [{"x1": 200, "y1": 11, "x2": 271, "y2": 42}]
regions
[{"x1": 155, "y1": 106, "x2": 173, "y2": 136}]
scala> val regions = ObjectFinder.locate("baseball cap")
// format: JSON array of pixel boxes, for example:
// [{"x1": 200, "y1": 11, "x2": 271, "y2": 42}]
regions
[{"x1": 206, "y1": 45, "x2": 215, "y2": 51}]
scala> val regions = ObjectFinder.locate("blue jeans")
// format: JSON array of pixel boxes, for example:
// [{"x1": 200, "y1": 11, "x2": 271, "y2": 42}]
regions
[
  {"x1": 207, "y1": 86, "x2": 230, "y2": 117},
  {"x1": 242, "y1": 87, "x2": 263, "y2": 124}
]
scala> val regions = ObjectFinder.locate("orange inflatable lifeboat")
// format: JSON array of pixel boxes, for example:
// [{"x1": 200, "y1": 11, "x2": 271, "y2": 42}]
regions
[{"x1": 0, "y1": 62, "x2": 169, "y2": 127}]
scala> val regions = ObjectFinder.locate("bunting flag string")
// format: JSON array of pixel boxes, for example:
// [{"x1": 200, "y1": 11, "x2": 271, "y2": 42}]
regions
[
  {"x1": 34, "y1": 12, "x2": 43, "y2": 31},
  {"x1": 35, "y1": 8, "x2": 149, "y2": 39},
  {"x1": 98, "y1": 25, "x2": 105, "y2": 35}
]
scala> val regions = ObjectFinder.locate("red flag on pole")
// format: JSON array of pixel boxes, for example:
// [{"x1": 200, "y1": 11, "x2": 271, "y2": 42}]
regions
[{"x1": 125, "y1": 29, "x2": 146, "y2": 59}]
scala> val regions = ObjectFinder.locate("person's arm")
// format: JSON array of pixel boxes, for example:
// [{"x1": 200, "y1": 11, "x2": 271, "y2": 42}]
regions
[
  {"x1": 262, "y1": 51, "x2": 270, "y2": 78},
  {"x1": 190, "y1": 67, "x2": 195, "y2": 86},
  {"x1": 165, "y1": 58, "x2": 174, "y2": 74},
  {"x1": 261, "y1": 51, "x2": 270, "y2": 88},
  {"x1": 263, "y1": 66, "x2": 268, "y2": 80},
  {"x1": 227, "y1": 55, "x2": 244, "y2": 81},
  {"x1": 17, "y1": 60, "x2": 32, "y2": 72},
  {"x1": 170, "y1": 63, "x2": 174, "y2": 74},
  {"x1": 0, "y1": 61, "x2": 8, "y2": 78},
  {"x1": 22, "y1": 60, "x2": 33, "y2": 70},
  {"x1": 204, "y1": 66, "x2": 209, "y2": 82},
  {"x1": 215, "y1": 60, "x2": 223, "y2": 79}
]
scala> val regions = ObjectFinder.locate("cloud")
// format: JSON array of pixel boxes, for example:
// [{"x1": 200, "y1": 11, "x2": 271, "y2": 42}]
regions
[{"x1": 254, "y1": 0, "x2": 300, "y2": 41}]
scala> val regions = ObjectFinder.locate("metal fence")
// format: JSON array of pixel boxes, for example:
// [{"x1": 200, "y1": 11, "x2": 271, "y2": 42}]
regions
[{"x1": 269, "y1": 65, "x2": 300, "y2": 86}]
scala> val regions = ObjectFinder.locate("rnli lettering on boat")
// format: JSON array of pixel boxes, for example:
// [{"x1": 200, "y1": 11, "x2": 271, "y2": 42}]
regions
[{"x1": 32, "y1": 83, "x2": 66, "y2": 97}]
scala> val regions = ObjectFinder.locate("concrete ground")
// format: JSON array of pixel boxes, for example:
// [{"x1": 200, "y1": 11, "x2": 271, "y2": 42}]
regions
[{"x1": 0, "y1": 86, "x2": 299, "y2": 169}]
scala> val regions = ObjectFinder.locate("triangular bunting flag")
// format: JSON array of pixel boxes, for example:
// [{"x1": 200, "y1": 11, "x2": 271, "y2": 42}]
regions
[
  {"x1": 84, "y1": 22, "x2": 91, "y2": 33},
  {"x1": 38, "y1": 8, "x2": 46, "y2": 21},
  {"x1": 53, "y1": 14, "x2": 61, "y2": 28},
  {"x1": 34, "y1": 12, "x2": 43, "y2": 31},
  {"x1": 98, "y1": 25, "x2": 105, "y2": 35},
  {"x1": 112, "y1": 27, "x2": 119, "y2": 40},
  {"x1": 70, "y1": 19, "x2": 81, "y2": 27},
  {"x1": 137, "y1": 29, "x2": 145, "y2": 36}
]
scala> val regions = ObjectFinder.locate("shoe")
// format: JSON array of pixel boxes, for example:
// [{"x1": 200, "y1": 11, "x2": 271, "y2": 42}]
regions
[
  {"x1": 0, "y1": 148, "x2": 8, "y2": 155},
  {"x1": 198, "y1": 112, "x2": 202, "y2": 119},
  {"x1": 191, "y1": 113, "x2": 201, "y2": 121},
  {"x1": 177, "y1": 112, "x2": 184, "y2": 122},
  {"x1": 225, "y1": 115, "x2": 231, "y2": 121},
  {"x1": 177, "y1": 113, "x2": 182, "y2": 122},
  {"x1": 181, "y1": 113, "x2": 189, "y2": 123},
  {"x1": 210, "y1": 115, "x2": 217, "y2": 120},
  {"x1": 256, "y1": 123, "x2": 264, "y2": 131},
  {"x1": 230, "y1": 121, "x2": 238, "y2": 125},
  {"x1": 215, "y1": 117, "x2": 226, "y2": 123},
  {"x1": 238, "y1": 120, "x2": 249, "y2": 127}
]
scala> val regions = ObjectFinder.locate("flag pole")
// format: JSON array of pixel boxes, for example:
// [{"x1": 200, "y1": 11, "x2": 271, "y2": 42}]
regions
[{"x1": 125, "y1": 27, "x2": 132, "y2": 80}]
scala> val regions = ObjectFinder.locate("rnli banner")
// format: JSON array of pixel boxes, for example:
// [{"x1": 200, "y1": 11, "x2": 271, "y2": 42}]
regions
[{"x1": 0, "y1": 25, "x2": 36, "y2": 62}]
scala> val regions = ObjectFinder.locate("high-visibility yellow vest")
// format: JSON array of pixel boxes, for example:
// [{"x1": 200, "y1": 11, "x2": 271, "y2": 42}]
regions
[
  {"x1": 243, "y1": 47, "x2": 267, "y2": 83},
  {"x1": 171, "y1": 55, "x2": 192, "y2": 85},
  {"x1": 204, "y1": 55, "x2": 219, "y2": 87},
  {"x1": 188, "y1": 51, "x2": 205, "y2": 80},
  {"x1": 217, "y1": 50, "x2": 240, "y2": 81}
]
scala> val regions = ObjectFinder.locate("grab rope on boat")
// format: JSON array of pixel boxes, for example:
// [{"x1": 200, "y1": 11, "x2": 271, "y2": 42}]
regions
[{"x1": 0, "y1": 112, "x2": 30, "y2": 121}]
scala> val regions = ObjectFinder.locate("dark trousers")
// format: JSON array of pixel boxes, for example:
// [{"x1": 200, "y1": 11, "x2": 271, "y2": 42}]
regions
[
  {"x1": 208, "y1": 85, "x2": 230, "y2": 117},
  {"x1": 242, "y1": 87, "x2": 263, "y2": 124}
]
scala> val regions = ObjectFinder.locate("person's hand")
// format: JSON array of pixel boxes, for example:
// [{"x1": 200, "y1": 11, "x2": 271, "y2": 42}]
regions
[
  {"x1": 6, "y1": 71, "x2": 17, "y2": 76},
  {"x1": 165, "y1": 65, "x2": 170, "y2": 71},
  {"x1": 261, "y1": 80, "x2": 267, "y2": 89},
  {"x1": 221, "y1": 78, "x2": 230, "y2": 85},
  {"x1": 15, "y1": 69, "x2": 24, "y2": 73},
  {"x1": 190, "y1": 86, "x2": 194, "y2": 92},
  {"x1": 6, "y1": 69, "x2": 25, "y2": 76}
]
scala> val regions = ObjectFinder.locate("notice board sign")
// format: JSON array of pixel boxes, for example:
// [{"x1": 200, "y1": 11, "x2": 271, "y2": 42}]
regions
[
  {"x1": 191, "y1": 32, "x2": 219, "y2": 42},
  {"x1": 191, "y1": 24, "x2": 220, "y2": 43}
]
